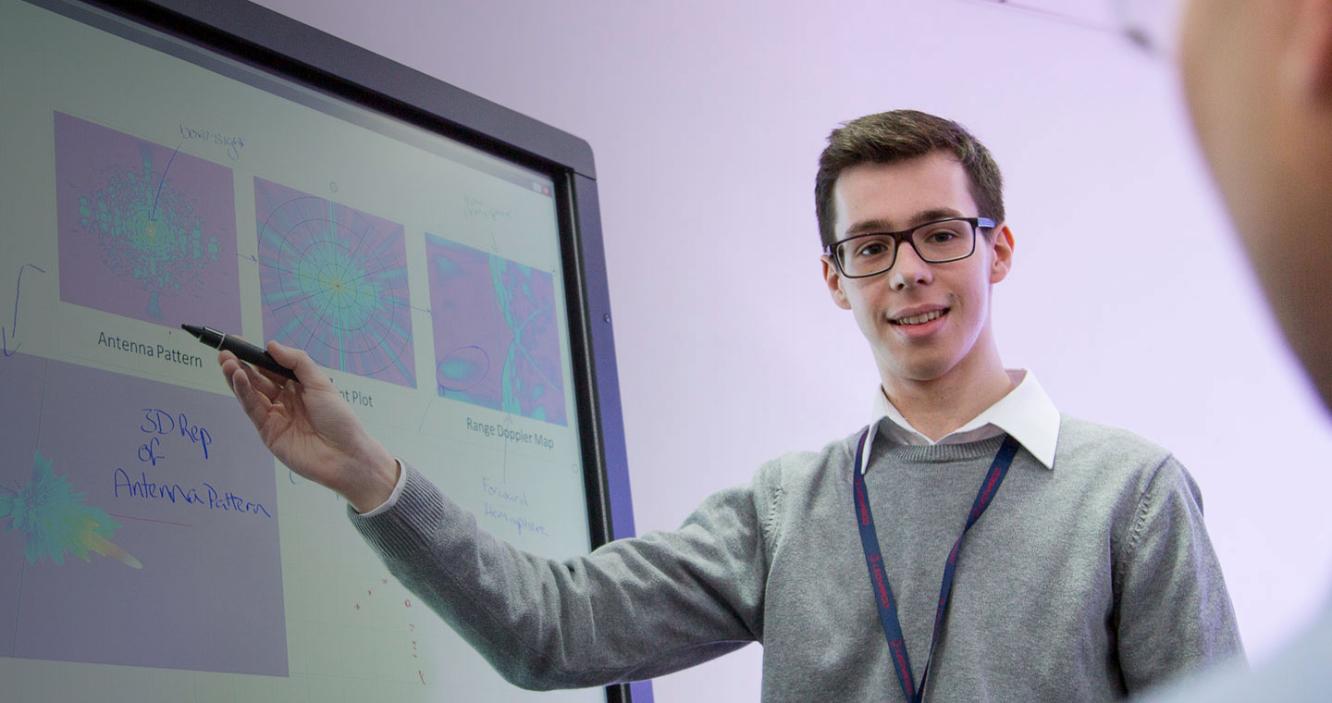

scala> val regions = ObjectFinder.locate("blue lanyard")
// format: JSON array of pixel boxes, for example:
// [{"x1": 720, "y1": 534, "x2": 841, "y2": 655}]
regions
[{"x1": 852, "y1": 428, "x2": 1020, "y2": 703}]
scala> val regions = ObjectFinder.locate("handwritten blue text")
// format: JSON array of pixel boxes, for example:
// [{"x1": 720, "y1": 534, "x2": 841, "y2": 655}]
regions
[
  {"x1": 140, "y1": 408, "x2": 212, "y2": 460},
  {"x1": 113, "y1": 468, "x2": 272, "y2": 518}
]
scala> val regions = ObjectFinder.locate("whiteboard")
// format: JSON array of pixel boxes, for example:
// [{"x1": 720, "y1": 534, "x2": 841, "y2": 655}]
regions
[{"x1": 0, "y1": 1, "x2": 604, "y2": 700}]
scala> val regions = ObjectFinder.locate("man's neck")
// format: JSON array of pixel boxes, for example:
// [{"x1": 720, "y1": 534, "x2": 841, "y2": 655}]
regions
[{"x1": 880, "y1": 347, "x2": 1015, "y2": 442}]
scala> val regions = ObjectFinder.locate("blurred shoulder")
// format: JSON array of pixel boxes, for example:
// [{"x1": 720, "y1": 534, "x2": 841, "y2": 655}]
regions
[{"x1": 1139, "y1": 596, "x2": 1332, "y2": 703}]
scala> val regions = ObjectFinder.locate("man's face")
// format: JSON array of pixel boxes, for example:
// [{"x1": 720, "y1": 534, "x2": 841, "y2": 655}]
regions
[
  {"x1": 822, "y1": 152, "x2": 1013, "y2": 385},
  {"x1": 1180, "y1": 0, "x2": 1332, "y2": 405}
]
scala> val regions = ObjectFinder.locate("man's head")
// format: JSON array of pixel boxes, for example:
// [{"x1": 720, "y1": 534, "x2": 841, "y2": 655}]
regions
[
  {"x1": 1179, "y1": 0, "x2": 1332, "y2": 407},
  {"x1": 814, "y1": 110, "x2": 1006, "y2": 250},
  {"x1": 817, "y1": 111, "x2": 1015, "y2": 388}
]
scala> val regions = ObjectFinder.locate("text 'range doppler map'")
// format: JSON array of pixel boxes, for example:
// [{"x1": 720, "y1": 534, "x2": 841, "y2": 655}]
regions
[
  {"x1": 54, "y1": 112, "x2": 242, "y2": 331},
  {"x1": 0, "y1": 352, "x2": 286, "y2": 675},
  {"x1": 255, "y1": 178, "x2": 416, "y2": 388},
  {"x1": 426, "y1": 235, "x2": 567, "y2": 425}
]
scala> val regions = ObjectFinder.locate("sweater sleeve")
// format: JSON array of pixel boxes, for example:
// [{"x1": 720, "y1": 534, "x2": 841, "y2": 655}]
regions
[
  {"x1": 347, "y1": 462, "x2": 772, "y2": 690},
  {"x1": 1114, "y1": 456, "x2": 1245, "y2": 692}
]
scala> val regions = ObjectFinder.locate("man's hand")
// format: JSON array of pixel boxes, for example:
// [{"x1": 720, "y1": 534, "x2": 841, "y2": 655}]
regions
[{"x1": 219, "y1": 340, "x2": 399, "y2": 513}]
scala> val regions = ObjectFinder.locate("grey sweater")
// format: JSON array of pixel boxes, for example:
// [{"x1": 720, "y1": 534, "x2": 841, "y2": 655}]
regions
[{"x1": 350, "y1": 417, "x2": 1243, "y2": 701}]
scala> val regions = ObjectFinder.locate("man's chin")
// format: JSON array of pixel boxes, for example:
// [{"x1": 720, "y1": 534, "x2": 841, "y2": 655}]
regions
[{"x1": 881, "y1": 354, "x2": 958, "y2": 385}]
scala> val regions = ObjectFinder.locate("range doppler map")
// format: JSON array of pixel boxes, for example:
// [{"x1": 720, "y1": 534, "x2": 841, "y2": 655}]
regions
[
  {"x1": 53, "y1": 112, "x2": 242, "y2": 331},
  {"x1": 255, "y1": 178, "x2": 416, "y2": 387},
  {"x1": 426, "y1": 235, "x2": 567, "y2": 425}
]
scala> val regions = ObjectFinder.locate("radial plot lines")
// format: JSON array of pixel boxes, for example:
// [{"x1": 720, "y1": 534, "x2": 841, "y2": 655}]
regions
[{"x1": 255, "y1": 178, "x2": 416, "y2": 388}]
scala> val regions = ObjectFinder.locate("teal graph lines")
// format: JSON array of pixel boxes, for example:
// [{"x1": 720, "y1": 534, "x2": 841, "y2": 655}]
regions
[
  {"x1": 256, "y1": 178, "x2": 416, "y2": 387},
  {"x1": 489, "y1": 256, "x2": 558, "y2": 419},
  {"x1": 0, "y1": 450, "x2": 141, "y2": 569},
  {"x1": 55, "y1": 111, "x2": 241, "y2": 330},
  {"x1": 268, "y1": 226, "x2": 382, "y2": 340},
  {"x1": 75, "y1": 145, "x2": 219, "y2": 320},
  {"x1": 426, "y1": 235, "x2": 567, "y2": 425}
]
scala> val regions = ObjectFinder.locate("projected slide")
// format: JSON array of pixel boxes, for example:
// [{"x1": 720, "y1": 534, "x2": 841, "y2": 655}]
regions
[
  {"x1": 0, "y1": 353, "x2": 287, "y2": 676},
  {"x1": 426, "y1": 235, "x2": 567, "y2": 425},
  {"x1": 255, "y1": 178, "x2": 417, "y2": 387},
  {"x1": 54, "y1": 111, "x2": 241, "y2": 331}
]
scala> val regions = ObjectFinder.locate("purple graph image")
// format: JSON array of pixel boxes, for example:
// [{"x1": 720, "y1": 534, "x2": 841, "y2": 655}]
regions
[
  {"x1": 426, "y1": 234, "x2": 567, "y2": 425},
  {"x1": 255, "y1": 178, "x2": 416, "y2": 387},
  {"x1": 0, "y1": 353, "x2": 287, "y2": 676},
  {"x1": 54, "y1": 112, "x2": 241, "y2": 331}
]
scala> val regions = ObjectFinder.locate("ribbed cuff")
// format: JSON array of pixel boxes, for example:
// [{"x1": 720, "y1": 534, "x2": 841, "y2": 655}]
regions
[{"x1": 348, "y1": 462, "x2": 454, "y2": 562}]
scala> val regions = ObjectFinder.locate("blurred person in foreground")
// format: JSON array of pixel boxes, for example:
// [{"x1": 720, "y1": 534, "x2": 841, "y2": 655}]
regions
[{"x1": 1137, "y1": 0, "x2": 1332, "y2": 699}]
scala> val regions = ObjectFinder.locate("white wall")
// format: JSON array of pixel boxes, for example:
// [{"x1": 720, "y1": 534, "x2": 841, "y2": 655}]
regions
[{"x1": 247, "y1": 0, "x2": 1332, "y2": 699}]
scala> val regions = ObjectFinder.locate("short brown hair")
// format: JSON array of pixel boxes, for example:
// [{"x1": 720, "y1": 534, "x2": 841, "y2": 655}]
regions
[{"x1": 815, "y1": 110, "x2": 1005, "y2": 249}]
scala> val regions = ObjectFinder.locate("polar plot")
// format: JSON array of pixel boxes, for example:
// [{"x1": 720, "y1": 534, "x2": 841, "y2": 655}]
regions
[{"x1": 255, "y1": 178, "x2": 416, "y2": 387}]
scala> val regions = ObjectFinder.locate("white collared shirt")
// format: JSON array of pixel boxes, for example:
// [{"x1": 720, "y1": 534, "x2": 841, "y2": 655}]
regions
[{"x1": 864, "y1": 369, "x2": 1061, "y2": 473}]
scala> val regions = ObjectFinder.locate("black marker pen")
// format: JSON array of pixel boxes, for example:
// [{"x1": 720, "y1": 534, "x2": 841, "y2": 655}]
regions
[{"x1": 182, "y1": 324, "x2": 298, "y2": 382}]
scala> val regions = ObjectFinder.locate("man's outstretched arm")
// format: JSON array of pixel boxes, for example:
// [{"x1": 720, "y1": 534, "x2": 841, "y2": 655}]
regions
[
  {"x1": 220, "y1": 342, "x2": 769, "y2": 689},
  {"x1": 351, "y1": 462, "x2": 769, "y2": 690}
]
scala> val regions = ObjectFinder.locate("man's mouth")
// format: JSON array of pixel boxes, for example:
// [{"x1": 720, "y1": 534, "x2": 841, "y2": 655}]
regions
[{"x1": 890, "y1": 308, "x2": 949, "y2": 326}]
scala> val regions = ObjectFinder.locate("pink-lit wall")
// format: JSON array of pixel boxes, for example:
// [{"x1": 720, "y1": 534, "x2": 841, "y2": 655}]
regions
[{"x1": 248, "y1": 0, "x2": 1332, "y2": 699}]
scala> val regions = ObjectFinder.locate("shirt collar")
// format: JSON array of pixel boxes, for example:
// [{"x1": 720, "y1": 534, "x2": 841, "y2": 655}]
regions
[{"x1": 867, "y1": 369, "x2": 1060, "y2": 471}]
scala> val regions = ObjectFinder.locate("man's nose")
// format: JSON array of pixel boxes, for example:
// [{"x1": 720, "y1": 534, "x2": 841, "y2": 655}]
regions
[{"x1": 889, "y1": 240, "x2": 933, "y2": 290}]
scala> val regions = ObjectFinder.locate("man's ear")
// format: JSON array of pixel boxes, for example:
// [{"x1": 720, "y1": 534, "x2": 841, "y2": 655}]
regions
[
  {"x1": 822, "y1": 256, "x2": 852, "y2": 310},
  {"x1": 989, "y1": 224, "x2": 1015, "y2": 284},
  {"x1": 1284, "y1": 0, "x2": 1332, "y2": 102}
]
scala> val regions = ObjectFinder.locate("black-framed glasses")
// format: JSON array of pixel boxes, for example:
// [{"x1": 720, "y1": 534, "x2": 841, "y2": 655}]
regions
[{"x1": 826, "y1": 217, "x2": 996, "y2": 278}]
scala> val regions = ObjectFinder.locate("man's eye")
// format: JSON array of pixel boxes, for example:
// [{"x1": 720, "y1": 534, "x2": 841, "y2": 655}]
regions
[
  {"x1": 857, "y1": 241, "x2": 889, "y2": 257},
  {"x1": 924, "y1": 229, "x2": 958, "y2": 244}
]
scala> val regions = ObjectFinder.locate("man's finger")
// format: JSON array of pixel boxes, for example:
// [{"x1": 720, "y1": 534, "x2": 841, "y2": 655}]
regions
[
  {"x1": 267, "y1": 340, "x2": 332, "y2": 391},
  {"x1": 222, "y1": 354, "x2": 281, "y2": 403},
  {"x1": 246, "y1": 361, "x2": 286, "y2": 400},
  {"x1": 230, "y1": 366, "x2": 273, "y2": 429},
  {"x1": 217, "y1": 349, "x2": 237, "y2": 384}
]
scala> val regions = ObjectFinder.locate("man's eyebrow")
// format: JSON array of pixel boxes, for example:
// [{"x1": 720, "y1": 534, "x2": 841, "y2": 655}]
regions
[{"x1": 844, "y1": 208, "x2": 968, "y2": 235}]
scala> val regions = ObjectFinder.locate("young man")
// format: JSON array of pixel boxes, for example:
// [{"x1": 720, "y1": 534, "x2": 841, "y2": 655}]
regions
[
  {"x1": 1134, "y1": 1, "x2": 1332, "y2": 700},
  {"x1": 221, "y1": 110, "x2": 1241, "y2": 701}
]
